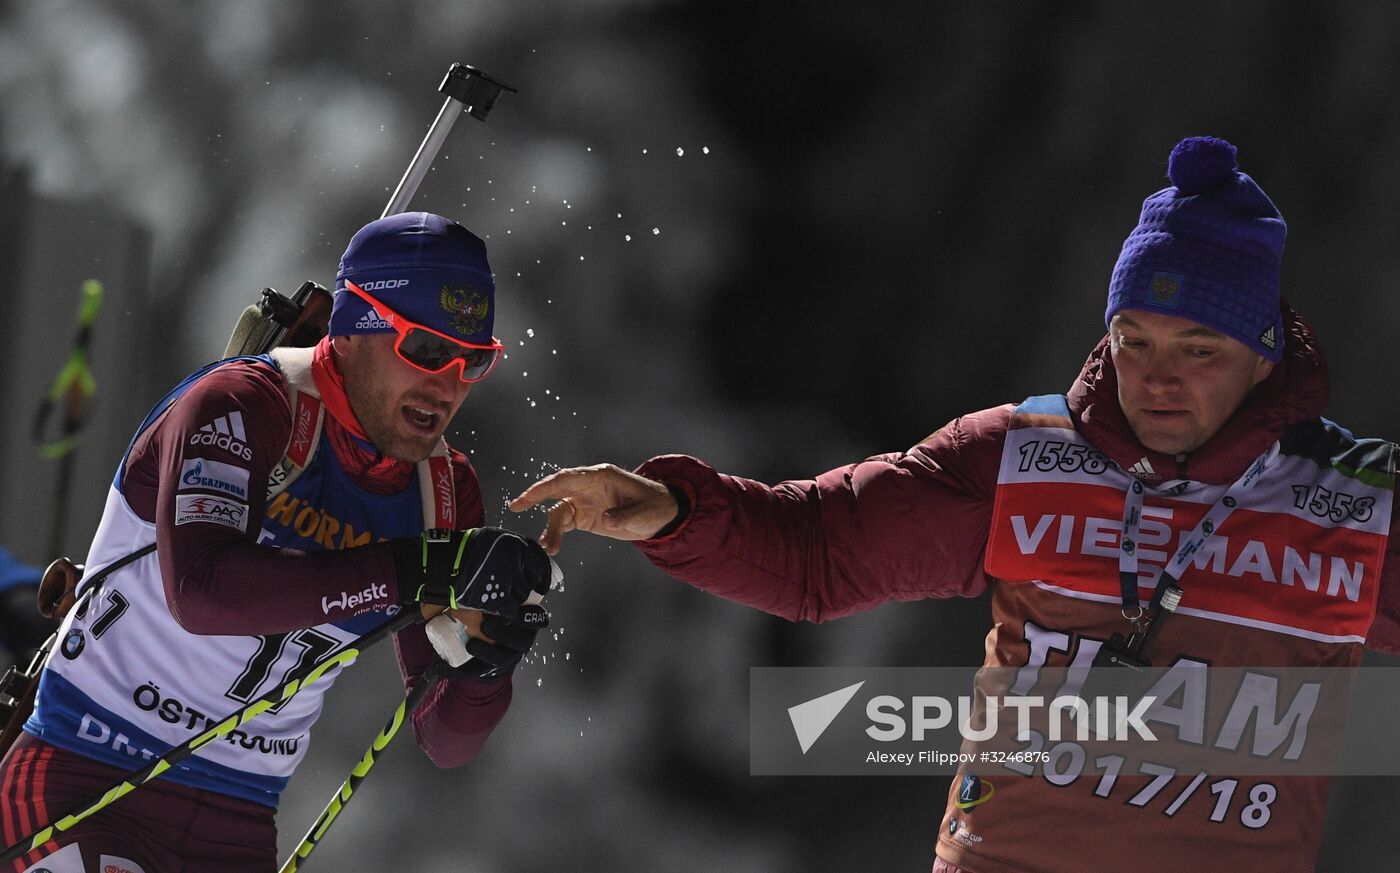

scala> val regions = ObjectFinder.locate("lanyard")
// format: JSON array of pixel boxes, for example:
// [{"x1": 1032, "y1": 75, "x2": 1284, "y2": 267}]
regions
[{"x1": 1117, "y1": 447, "x2": 1275, "y2": 618}]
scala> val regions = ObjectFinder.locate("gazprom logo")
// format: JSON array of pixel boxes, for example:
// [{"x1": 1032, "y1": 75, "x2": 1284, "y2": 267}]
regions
[{"x1": 179, "y1": 458, "x2": 250, "y2": 500}]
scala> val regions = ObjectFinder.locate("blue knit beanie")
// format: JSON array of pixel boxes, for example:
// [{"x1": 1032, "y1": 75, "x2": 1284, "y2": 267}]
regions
[
  {"x1": 330, "y1": 212, "x2": 496, "y2": 344},
  {"x1": 1105, "y1": 136, "x2": 1286, "y2": 362}
]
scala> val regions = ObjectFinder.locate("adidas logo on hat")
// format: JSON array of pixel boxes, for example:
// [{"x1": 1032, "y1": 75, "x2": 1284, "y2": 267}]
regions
[
  {"x1": 1259, "y1": 324, "x2": 1277, "y2": 350},
  {"x1": 355, "y1": 308, "x2": 393, "y2": 330}
]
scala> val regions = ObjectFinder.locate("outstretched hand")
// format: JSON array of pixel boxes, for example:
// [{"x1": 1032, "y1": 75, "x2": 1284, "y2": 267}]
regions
[{"x1": 509, "y1": 463, "x2": 680, "y2": 554}]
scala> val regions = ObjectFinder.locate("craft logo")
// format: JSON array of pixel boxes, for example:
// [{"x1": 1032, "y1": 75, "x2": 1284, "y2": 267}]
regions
[
  {"x1": 440, "y1": 284, "x2": 490, "y2": 336},
  {"x1": 1149, "y1": 271, "x2": 1184, "y2": 306},
  {"x1": 179, "y1": 458, "x2": 249, "y2": 500},
  {"x1": 175, "y1": 494, "x2": 248, "y2": 532}
]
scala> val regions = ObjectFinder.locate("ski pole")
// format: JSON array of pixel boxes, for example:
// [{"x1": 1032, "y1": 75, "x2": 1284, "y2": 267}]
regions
[
  {"x1": 0, "y1": 608, "x2": 418, "y2": 866},
  {"x1": 282, "y1": 590, "x2": 551, "y2": 868},
  {"x1": 280, "y1": 661, "x2": 448, "y2": 872},
  {"x1": 381, "y1": 63, "x2": 516, "y2": 219},
  {"x1": 33, "y1": 279, "x2": 103, "y2": 558}
]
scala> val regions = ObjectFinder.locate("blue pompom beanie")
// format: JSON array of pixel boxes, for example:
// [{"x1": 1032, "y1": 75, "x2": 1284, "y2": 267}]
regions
[
  {"x1": 1105, "y1": 136, "x2": 1286, "y2": 362},
  {"x1": 330, "y1": 212, "x2": 496, "y2": 344}
]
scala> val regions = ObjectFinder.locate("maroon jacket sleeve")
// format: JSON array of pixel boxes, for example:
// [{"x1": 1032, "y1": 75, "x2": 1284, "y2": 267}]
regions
[
  {"x1": 393, "y1": 451, "x2": 514, "y2": 767},
  {"x1": 126, "y1": 360, "x2": 401, "y2": 635},
  {"x1": 634, "y1": 405, "x2": 1011, "y2": 622},
  {"x1": 1365, "y1": 507, "x2": 1400, "y2": 655}
]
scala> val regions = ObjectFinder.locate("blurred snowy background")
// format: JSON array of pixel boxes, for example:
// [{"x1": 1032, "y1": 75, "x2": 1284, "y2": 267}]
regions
[{"x1": 2, "y1": 1, "x2": 1400, "y2": 870}]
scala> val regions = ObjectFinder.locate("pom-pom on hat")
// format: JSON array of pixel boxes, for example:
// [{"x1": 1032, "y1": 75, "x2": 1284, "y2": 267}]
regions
[
  {"x1": 1105, "y1": 136, "x2": 1286, "y2": 362},
  {"x1": 330, "y1": 212, "x2": 496, "y2": 344}
]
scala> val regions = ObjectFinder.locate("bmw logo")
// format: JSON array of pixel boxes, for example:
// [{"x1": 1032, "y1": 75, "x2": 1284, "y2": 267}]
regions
[
  {"x1": 948, "y1": 817, "x2": 958, "y2": 835},
  {"x1": 61, "y1": 629, "x2": 85, "y2": 660}
]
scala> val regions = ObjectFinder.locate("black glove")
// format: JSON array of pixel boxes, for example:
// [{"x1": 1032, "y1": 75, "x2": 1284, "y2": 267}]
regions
[
  {"x1": 391, "y1": 527, "x2": 552, "y2": 623},
  {"x1": 449, "y1": 613, "x2": 545, "y2": 682}
]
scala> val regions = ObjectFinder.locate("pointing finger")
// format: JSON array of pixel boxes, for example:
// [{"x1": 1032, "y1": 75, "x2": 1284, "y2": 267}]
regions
[{"x1": 509, "y1": 468, "x2": 586, "y2": 511}]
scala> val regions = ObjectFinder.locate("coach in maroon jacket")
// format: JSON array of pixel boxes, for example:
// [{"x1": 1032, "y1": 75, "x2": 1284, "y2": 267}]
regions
[{"x1": 511, "y1": 137, "x2": 1400, "y2": 873}]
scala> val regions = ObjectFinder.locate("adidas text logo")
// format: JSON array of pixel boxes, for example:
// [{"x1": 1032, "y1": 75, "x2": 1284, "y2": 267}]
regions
[
  {"x1": 355, "y1": 308, "x2": 393, "y2": 330},
  {"x1": 1259, "y1": 324, "x2": 1277, "y2": 350},
  {"x1": 190, "y1": 412, "x2": 253, "y2": 461}
]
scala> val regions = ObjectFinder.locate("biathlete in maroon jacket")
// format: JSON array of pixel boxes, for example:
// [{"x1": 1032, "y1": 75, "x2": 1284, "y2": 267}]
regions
[
  {"x1": 0, "y1": 213, "x2": 553, "y2": 873},
  {"x1": 511, "y1": 138, "x2": 1400, "y2": 873}
]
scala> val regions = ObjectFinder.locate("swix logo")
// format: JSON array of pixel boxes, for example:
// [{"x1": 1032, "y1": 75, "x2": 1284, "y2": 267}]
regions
[
  {"x1": 322, "y1": 582, "x2": 388, "y2": 614},
  {"x1": 191, "y1": 413, "x2": 253, "y2": 461},
  {"x1": 286, "y1": 393, "x2": 320, "y2": 467},
  {"x1": 435, "y1": 467, "x2": 454, "y2": 524},
  {"x1": 360, "y1": 279, "x2": 409, "y2": 291},
  {"x1": 1011, "y1": 509, "x2": 1366, "y2": 601},
  {"x1": 355, "y1": 308, "x2": 393, "y2": 330},
  {"x1": 291, "y1": 402, "x2": 315, "y2": 456}
]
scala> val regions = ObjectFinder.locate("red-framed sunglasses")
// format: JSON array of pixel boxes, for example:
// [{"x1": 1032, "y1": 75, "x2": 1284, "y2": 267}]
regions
[{"x1": 344, "y1": 280, "x2": 504, "y2": 383}]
